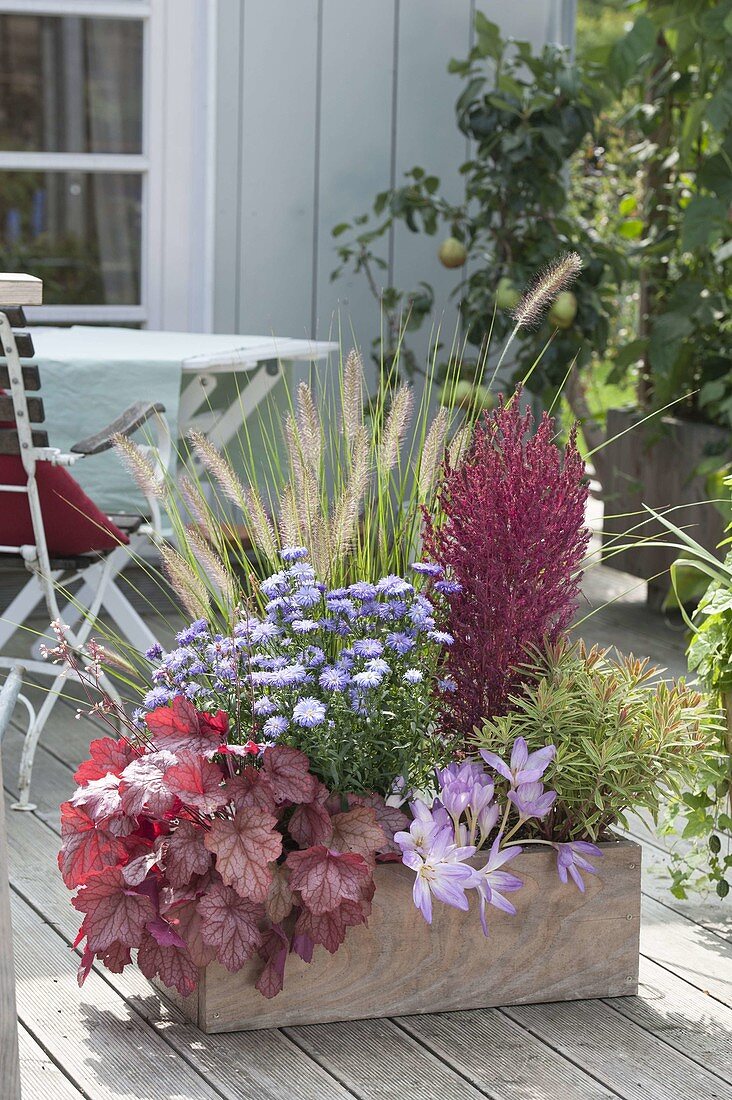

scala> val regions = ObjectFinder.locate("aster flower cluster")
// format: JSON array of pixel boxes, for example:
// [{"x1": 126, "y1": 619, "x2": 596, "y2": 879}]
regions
[
  {"x1": 143, "y1": 549, "x2": 458, "y2": 796},
  {"x1": 396, "y1": 737, "x2": 602, "y2": 934}
]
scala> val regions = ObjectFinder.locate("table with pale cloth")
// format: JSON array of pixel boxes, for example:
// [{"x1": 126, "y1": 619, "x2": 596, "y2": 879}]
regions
[{"x1": 28, "y1": 327, "x2": 337, "y2": 514}]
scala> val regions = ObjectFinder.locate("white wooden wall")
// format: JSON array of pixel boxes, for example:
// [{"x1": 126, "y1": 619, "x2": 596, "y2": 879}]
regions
[{"x1": 213, "y1": 0, "x2": 574, "y2": 361}]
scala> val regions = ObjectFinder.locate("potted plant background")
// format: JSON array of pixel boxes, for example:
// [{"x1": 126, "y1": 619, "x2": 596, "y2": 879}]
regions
[
  {"x1": 333, "y1": 5, "x2": 732, "y2": 603},
  {"x1": 53, "y1": 295, "x2": 717, "y2": 1031}
]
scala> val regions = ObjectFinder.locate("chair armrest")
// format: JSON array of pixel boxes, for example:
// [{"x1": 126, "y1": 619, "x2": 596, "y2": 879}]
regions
[{"x1": 70, "y1": 402, "x2": 166, "y2": 455}]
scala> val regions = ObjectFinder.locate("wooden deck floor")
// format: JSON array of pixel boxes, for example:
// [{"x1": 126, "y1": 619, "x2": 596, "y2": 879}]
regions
[{"x1": 3, "y1": 563, "x2": 732, "y2": 1100}]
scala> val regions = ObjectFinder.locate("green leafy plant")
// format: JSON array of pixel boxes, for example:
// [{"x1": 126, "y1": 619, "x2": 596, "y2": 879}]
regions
[
  {"x1": 602, "y1": 0, "x2": 732, "y2": 428},
  {"x1": 332, "y1": 16, "x2": 629, "y2": 458},
  {"x1": 473, "y1": 640, "x2": 718, "y2": 843}
]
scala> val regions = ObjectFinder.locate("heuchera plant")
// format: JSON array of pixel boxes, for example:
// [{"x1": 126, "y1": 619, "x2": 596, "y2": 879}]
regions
[
  {"x1": 60, "y1": 699, "x2": 409, "y2": 999},
  {"x1": 422, "y1": 392, "x2": 590, "y2": 738},
  {"x1": 396, "y1": 738, "x2": 602, "y2": 932}
]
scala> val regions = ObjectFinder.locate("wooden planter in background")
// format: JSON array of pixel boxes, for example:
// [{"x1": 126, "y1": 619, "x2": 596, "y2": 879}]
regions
[
  {"x1": 602, "y1": 409, "x2": 728, "y2": 607},
  {"x1": 157, "y1": 838, "x2": 641, "y2": 1034}
]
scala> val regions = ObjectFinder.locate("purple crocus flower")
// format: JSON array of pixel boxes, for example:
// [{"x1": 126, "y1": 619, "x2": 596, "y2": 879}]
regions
[
  {"x1": 401, "y1": 828, "x2": 480, "y2": 924},
  {"x1": 475, "y1": 838, "x2": 524, "y2": 936},
  {"x1": 507, "y1": 781, "x2": 557, "y2": 820},
  {"x1": 480, "y1": 737, "x2": 555, "y2": 787},
  {"x1": 555, "y1": 841, "x2": 603, "y2": 892}
]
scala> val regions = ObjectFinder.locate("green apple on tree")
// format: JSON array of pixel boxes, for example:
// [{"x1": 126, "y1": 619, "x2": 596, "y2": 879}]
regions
[
  {"x1": 438, "y1": 237, "x2": 468, "y2": 269},
  {"x1": 548, "y1": 290, "x2": 578, "y2": 329},
  {"x1": 495, "y1": 276, "x2": 520, "y2": 311}
]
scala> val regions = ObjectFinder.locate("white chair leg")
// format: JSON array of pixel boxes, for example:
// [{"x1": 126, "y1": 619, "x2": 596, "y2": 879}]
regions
[{"x1": 12, "y1": 667, "x2": 68, "y2": 811}]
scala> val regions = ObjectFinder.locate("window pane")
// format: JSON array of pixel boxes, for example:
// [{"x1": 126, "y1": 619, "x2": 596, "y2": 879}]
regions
[
  {"x1": 0, "y1": 15, "x2": 143, "y2": 153},
  {"x1": 0, "y1": 171, "x2": 142, "y2": 305}
]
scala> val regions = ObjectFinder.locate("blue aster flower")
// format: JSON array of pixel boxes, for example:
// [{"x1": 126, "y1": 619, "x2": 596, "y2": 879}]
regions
[
  {"x1": 353, "y1": 638, "x2": 384, "y2": 658},
  {"x1": 261, "y1": 572, "x2": 289, "y2": 598},
  {"x1": 438, "y1": 676, "x2": 458, "y2": 693},
  {"x1": 251, "y1": 620, "x2": 281, "y2": 643},
  {"x1": 144, "y1": 686, "x2": 173, "y2": 709},
  {"x1": 348, "y1": 580, "x2": 377, "y2": 600},
  {"x1": 291, "y1": 618, "x2": 318, "y2": 634},
  {"x1": 376, "y1": 575, "x2": 413, "y2": 597},
  {"x1": 271, "y1": 663, "x2": 308, "y2": 688},
  {"x1": 145, "y1": 642, "x2": 163, "y2": 660},
  {"x1": 292, "y1": 697, "x2": 327, "y2": 727},
  {"x1": 319, "y1": 666, "x2": 351, "y2": 690},
  {"x1": 428, "y1": 630, "x2": 454, "y2": 646},
  {"x1": 353, "y1": 667, "x2": 384, "y2": 689},
  {"x1": 303, "y1": 645, "x2": 326, "y2": 667},
  {"x1": 280, "y1": 546, "x2": 309, "y2": 562},
  {"x1": 411, "y1": 561, "x2": 443, "y2": 577},
  {"x1": 386, "y1": 631, "x2": 416, "y2": 655},
  {"x1": 253, "y1": 697, "x2": 278, "y2": 717},
  {"x1": 403, "y1": 668, "x2": 423, "y2": 684},
  {"x1": 263, "y1": 715, "x2": 290, "y2": 738},
  {"x1": 175, "y1": 619, "x2": 209, "y2": 645},
  {"x1": 292, "y1": 585, "x2": 322, "y2": 608},
  {"x1": 434, "y1": 579, "x2": 463, "y2": 595},
  {"x1": 366, "y1": 657, "x2": 390, "y2": 677}
]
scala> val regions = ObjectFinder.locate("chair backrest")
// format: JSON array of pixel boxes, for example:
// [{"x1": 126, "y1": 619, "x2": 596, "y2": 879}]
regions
[{"x1": 0, "y1": 275, "x2": 46, "y2": 461}]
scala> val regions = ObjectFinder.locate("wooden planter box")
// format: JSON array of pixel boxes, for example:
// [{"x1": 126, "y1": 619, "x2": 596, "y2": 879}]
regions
[
  {"x1": 157, "y1": 839, "x2": 641, "y2": 1033},
  {"x1": 602, "y1": 409, "x2": 727, "y2": 606}
]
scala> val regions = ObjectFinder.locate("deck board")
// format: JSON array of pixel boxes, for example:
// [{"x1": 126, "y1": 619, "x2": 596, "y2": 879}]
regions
[{"x1": 3, "y1": 564, "x2": 732, "y2": 1099}]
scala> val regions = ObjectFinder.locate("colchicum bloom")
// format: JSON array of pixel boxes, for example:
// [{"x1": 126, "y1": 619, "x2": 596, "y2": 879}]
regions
[
  {"x1": 480, "y1": 737, "x2": 555, "y2": 788},
  {"x1": 401, "y1": 829, "x2": 480, "y2": 924},
  {"x1": 508, "y1": 781, "x2": 557, "y2": 820},
  {"x1": 475, "y1": 839, "x2": 524, "y2": 937},
  {"x1": 555, "y1": 841, "x2": 602, "y2": 892}
]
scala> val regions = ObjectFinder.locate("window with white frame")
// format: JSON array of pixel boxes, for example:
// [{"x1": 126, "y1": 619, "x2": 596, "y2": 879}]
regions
[{"x1": 0, "y1": 0, "x2": 213, "y2": 330}]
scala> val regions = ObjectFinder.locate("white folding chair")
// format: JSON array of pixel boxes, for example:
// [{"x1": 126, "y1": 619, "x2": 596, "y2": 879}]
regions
[{"x1": 0, "y1": 274, "x2": 171, "y2": 809}]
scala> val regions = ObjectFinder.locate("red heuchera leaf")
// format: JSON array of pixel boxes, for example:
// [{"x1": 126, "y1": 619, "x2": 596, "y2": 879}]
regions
[
  {"x1": 288, "y1": 788, "x2": 332, "y2": 849},
  {"x1": 197, "y1": 881, "x2": 264, "y2": 972},
  {"x1": 137, "y1": 932, "x2": 198, "y2": 997},
  {"x1": 72, "y1": 866, "x2": 156, "y2": 952},
  {"x1": 58, "y1": 802, "x2": 128, "y2": 889},
  {"x1": 329, "y1": 807, "x2": 386, "y2": 862},
  {"x1": 204, "y1": 808, "x2": 281, "y2": 902},
  {"x1": 74, "y1": 736, "x2": 137, "y2": 786},
  {"x1": 163, "y1": 750, "x2": 228, "y2": 814},
  {"x1": 121, "y1": 848, "x2": 158, "y2": 887},
  {"x1": 100, "y1": 940, "x2": 132, "y2": 973},
  {"x1": 119, "y1": 751, "x2": 178, "y2": 818},
  {"x1": 350, "y1": 794, "x2": 409, "y2": 856},
  {"x1": 77, "y1": 945, "x2": 95, "y2": 987},
  {"x1": 294, "y1": 889, "x2": 373, "y2": 954},
  {"x1": 286, "y1": 846, "x2": 371, "y2": 915},
  {"x1": 161, "y1": 820, "x2": 211, "y2": 888},
  {"x1": 422, "y1": 392, "x2": 590, "y2": 734},
  {"x1": 226, "y1": 768, "x2": 277, "y2": 815},
  {"x1": 265, "y1": 866, "x2": 293, "y2": 924},
  {"x1": 167, "y1": 899, "x2": 216, "y2": 967},
  {"x1": 146, "y1": 914, "x2": 186, "y2": 949},
  {"x1": 145, "y1": 697, "x2": 224, "y2": 756},
  {"x1": 255, "y1": 923, "x2": 288, "y2": 999},
  {"x1": 262, "y1": 745, "x2": 317, "y2": 804}
]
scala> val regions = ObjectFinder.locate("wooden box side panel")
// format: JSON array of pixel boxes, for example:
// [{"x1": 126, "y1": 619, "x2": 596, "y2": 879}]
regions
[{"x1": 198, "y1": 839, "x2": 641, "y2": 1033}]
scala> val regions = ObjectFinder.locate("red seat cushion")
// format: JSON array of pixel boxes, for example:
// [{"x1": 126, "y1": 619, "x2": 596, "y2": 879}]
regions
[{"x1": 0, "y1": 455, "x2": 129, "y2": 555}]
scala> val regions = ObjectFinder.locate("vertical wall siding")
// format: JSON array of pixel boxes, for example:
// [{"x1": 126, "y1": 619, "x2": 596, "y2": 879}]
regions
[{"x1": 214, "y1": 0, "x2": 571, "y2": 356}]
